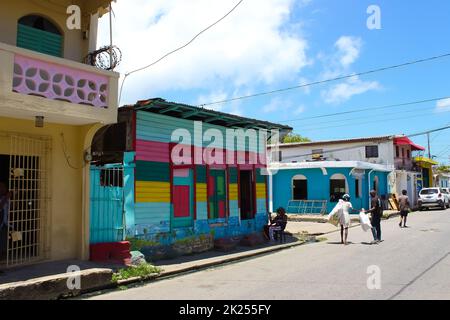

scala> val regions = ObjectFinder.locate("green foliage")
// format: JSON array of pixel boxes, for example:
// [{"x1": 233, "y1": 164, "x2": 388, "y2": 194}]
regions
[
  {"x1": 112, "y1": 263, "x2": 161, "y2": 283},
  {"x1": 436, "y1": 165, "x2": 450, "y2": 173},
  {"x1": 127, "y1": 238, "x2": 159, "y2": 251},
  {"x1": 283, "y1": 133, "x2": 311, "y2": 144}
]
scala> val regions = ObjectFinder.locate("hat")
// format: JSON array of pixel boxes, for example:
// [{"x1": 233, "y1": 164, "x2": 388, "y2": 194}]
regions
[{"x1": 342, "y1": 194, "x2": 350, "y2": 201}]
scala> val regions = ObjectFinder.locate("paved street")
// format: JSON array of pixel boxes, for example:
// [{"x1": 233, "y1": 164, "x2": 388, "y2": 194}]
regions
[{"x1": 89, "y1": 210, "x2": 450, "y2": 300}]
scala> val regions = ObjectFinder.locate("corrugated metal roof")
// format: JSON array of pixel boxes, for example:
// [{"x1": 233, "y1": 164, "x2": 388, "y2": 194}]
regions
[
  {"x1": 271, "y1": 135, "x2": 395, "y2": 149},
  {"x1": 129, "y1": 98, "x2": 293, "y2": 132}
]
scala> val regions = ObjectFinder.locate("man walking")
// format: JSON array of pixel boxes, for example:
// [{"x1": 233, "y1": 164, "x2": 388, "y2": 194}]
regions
[
  {"x1": 365, "y1": 190, "x2": 383, "y2": 244},
  {"x1": 398, "y1": 190, "x2": 410, "y2": 228}
]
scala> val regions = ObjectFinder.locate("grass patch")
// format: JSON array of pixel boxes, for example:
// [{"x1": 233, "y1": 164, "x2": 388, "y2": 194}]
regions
[
  {"x1": 112, "y1": 263, "x2": 162, "y2": 283},
  {"x1": 316, "y1": 237, "x2": 328, "y2": 242}
]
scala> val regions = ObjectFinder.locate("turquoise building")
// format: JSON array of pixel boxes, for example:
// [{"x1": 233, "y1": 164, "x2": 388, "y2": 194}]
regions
[{"x1": 268, "y1": 161, "x2": 393, "y2": 214}]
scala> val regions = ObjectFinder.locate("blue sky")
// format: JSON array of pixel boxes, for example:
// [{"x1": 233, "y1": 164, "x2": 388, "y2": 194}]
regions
[{"x1": 99, "y1": 0, "x2": 450, "y2": 164}]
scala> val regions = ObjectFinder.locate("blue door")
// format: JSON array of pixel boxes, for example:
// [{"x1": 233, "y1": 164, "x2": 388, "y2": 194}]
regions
[{"x1": 90, "y1": 164, "x2": 125, "y2": 244}]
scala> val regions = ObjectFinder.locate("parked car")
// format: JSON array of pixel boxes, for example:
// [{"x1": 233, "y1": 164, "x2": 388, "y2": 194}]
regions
[{"x1": 418, "y1": 188, "x2": 449, "y2": 210}]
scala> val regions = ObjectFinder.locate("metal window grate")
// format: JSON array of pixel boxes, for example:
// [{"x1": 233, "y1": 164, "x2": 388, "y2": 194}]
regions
[
  {"x1": 286, "y1": 200, "x2": 328, "y2": 215},
  {"x1": 1, "y1": 132, "x2": 51, "y2": 267}
]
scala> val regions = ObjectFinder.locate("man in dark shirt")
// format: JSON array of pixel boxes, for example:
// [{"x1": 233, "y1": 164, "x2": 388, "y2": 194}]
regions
[{"x1": 365, "y1": 190, "x2": 383, "y2": 244}]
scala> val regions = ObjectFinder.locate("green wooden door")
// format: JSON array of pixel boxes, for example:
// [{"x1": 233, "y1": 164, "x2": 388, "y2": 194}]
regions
[
  {"x1": 17, "y1": 24, "x2": 63, "y2": 57},
  {"x1": 208, "y1": 170, "x2": 227, "y2": 219}
]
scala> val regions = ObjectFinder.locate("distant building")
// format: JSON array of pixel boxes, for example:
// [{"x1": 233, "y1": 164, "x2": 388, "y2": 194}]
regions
[{"x1": 268, "y1": 135, "x2": 427, "y2": 213}]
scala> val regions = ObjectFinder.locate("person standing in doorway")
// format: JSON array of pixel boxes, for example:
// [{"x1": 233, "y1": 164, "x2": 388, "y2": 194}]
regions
[
  {"x1": 398, "y1": 190, "x2": 410, "y2": 228},
  {"x1": 365, "y1": 190, "x2": 383, "y2": 244},
  {"x1": 0, "y1": 182, "x2": 11, "y2": 260}
]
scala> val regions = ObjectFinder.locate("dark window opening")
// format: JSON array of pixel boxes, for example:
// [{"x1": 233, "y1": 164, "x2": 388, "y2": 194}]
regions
[
  {"x1": 366, "y1": 146, "x2": 379, "y2": 158},
  {"x1": 355, "y1": 179, "x2": 361, "y2": 198},
  {"x1": 407, "y1": 150, "x2": 411, "y2": 159},
  {"x1": 330, "y1": 179, "x2": 346, "y2": 202},
  {"x1": 100, "y1": 169, "x2": 123, "y2": 187},
  {"x1": 239, "y1": 170, "x2": 254, "y2": 220},
  {"x1": 396, "y1": 146, "x2": 400, "y2": 158},
  {"x1": 293, "y1": 179, "x2": 307, "y2": 200},
  {"x1": 18, "y1": 15, "x2": 61, "y2": 35}
]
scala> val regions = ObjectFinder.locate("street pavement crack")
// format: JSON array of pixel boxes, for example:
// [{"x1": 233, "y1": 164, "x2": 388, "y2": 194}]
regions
[{"x1": 388, "y1": 252, "x2": 450, "y2": 300}]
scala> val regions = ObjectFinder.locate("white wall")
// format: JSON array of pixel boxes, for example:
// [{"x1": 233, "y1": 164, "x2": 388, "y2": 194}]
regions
[{"x1": 274, "y1": 140, "x2": 395, "y2": 166}]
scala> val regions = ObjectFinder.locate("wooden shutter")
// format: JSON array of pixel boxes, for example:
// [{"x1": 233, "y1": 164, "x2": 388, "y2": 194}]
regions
[{"x1": 17, "y1": 24, "x2": 63, "y2": 57}]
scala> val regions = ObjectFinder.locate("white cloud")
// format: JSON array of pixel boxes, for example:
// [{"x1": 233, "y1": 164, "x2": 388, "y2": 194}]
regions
[
  {"x1": 196, "y1": 91, "x2": 228, "y2": 111},
  {"x1": 322, "y1": 76, "x2": 380, "y2": 104},
  {"x1": 436, "y1": 98, "x2": 450, "y2": 112},
  {"x1": 335, "y1": 36, "x2": 362, "y2": 68},
  {"x1": 99, "y1": 0, "x2": 310, "y2": 106},
  {"x1": 319, "y1": 36, "x2": 380, "y2": 104}
]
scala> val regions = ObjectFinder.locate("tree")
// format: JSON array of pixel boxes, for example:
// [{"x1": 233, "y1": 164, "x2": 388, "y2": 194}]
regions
[
  {"x1": 436, "y1": 165, "x2": 450, "y2": 173},
  {"x1": 282, "y1": 133, "x2": 311, "y2": 144}
]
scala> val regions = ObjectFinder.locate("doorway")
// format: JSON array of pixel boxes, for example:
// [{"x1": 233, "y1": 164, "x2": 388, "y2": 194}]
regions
[
  {"x1": 0, "y1": 133, "x2": 50, "y2": 268},
  {"x1": 208, "y1": 169, "x2": 227, "y2": 219},
  {"x1": 239, "y1": 170, "x2": 254, "y2": 220},
  {"x1": 293, "y1": 175, "x2": 307, "y2": 200},
  {"x1": 0, "y1": 155, "x2": 10, "y2": 263}
]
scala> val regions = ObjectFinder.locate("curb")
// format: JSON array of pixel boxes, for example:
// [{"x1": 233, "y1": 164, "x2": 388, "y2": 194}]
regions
[{"x1": 81, "y1": 239, "x2": 308, "y2": 297}]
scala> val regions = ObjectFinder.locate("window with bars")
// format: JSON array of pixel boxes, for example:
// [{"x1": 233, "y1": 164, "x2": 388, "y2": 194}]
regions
[{"x1": 365, "y1": 146, "x2": 379, "y2": 158}]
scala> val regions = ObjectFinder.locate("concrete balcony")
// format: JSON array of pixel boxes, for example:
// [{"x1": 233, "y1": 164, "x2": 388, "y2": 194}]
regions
[{"x1": 0, "y1": 42, "x2": 119, "y2": 125}]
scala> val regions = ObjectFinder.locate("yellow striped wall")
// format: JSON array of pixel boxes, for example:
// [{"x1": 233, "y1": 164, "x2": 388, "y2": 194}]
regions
[
  {"x1": 229, "y1": 184, "x2": 238, "y2": 201},
  {"x1": 196, "y1": 183, "x2": 207, "y2": 202},
  {"x1": 256, "y1": 183, "x2": 267, "y2": 199},
  {"x1": 136, "y1": 181, "x2": 171, "y2": 203}
]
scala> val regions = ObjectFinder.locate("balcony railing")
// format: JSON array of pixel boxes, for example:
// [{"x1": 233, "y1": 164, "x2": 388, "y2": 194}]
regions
[{"x1": 0, "y1": 42, "x2": 119, "y2": 125}]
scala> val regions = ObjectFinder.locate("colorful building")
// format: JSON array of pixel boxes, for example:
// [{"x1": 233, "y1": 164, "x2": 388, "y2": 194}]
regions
[
  {"x1": 268, "y1": 135, "x2": 426, "y2": 210},
  {"x1": 0, "y1": 0, "x2": 119, "y2": 268},
  {"x1": 268, "y1": 161, "x2": 393, "y2": 214},
  {"x1": 414, "y1": 156, "x2": 439, "y2": 188},
  {"x1": 90, "y1": 99, "x2": 291, "y2": 258}
]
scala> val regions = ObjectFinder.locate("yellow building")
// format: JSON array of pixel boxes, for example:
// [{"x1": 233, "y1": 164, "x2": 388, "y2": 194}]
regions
[
  {"x1": 0, "y1": 0, "x2": 119, "y2": 268},
  {"x1": 414, "y1": 156, "x2": 439, "y2": 189}
]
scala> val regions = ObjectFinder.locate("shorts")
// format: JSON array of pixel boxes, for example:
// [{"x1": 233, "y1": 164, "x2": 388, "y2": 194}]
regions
[{"x1": 400, "y1": 210, "x2": 409, "y2": 217}]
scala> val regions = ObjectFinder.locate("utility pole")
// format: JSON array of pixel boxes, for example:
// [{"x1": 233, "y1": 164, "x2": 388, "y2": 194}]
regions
[{"x1": 427, "y1": 132, "x2": 431, "y2": 159}]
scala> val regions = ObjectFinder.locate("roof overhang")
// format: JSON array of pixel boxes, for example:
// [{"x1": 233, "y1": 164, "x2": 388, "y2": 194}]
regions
[
  {"x1": 268, "y1": 161, "x2": 394, "y2": 172},
  {"x1": 414, "y1": 157, "x2": 438, "y2": 166},
  {"x1": 394, "y1": 136, "x2": 425, "y2": 151},
  {"x1": 131, "y1": 98, "x2": 293, "y2": 133}
]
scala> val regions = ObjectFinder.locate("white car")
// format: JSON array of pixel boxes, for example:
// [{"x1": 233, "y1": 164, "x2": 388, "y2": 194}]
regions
[
  {"x1": 418, "y1": 188, "x2": 449, "y2": 210},
  {"x1": 442, "y1": 188, "x2": 450, "y2": 208}
]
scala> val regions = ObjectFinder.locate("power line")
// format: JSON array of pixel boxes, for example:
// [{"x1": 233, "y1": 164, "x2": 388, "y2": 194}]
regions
[
  {"x1": 198, "y1": 52, "x2": 450, "y2": 108},
  {"x1": 119, "y1": 0, "x2": 245, "y2": 104},
  {"x1": 298, "y1": 109, "x2": 450, "y2": 132},
  {"x1": 279, "y1": 96, "x2": 450, "y2": 123},
  {"x1": 271, "y1": 124, "x2": 450, "y2": 161},
  {"x1": 296, "y1": 104, "x2": 450, "y2": 130}
]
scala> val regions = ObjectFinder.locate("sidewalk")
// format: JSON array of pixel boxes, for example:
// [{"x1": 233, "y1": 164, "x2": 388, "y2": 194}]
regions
[{"x1": 0, "y1": 213, "x2": 402, "y2": 300}]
